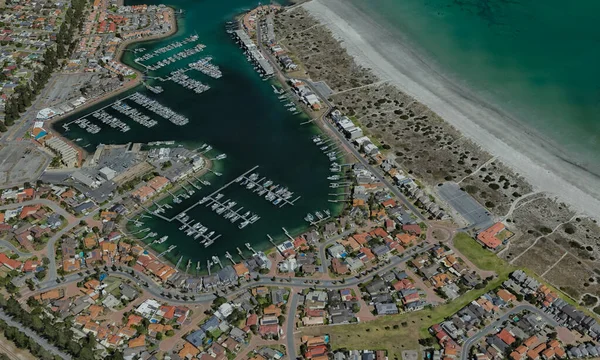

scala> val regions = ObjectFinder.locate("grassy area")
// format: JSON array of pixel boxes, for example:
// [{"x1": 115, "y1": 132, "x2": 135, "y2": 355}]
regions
[
  {"x1": 453, "y1": 233, "x2": 595, "y2": 315},
  {"x1": 315, "y1": 232, "x2": 596, "y2": 357},
  {"x1": 453, "y1": 232, "x2": 512, "y2": 275},
  {"x1": 310, "y1": 233, "x2": 516, "y2": 357},
  {"x1": 309, "y1": 271, "x2": 508, "y2": 359},
  {"x1": 301, "y1": 313, "x2": 421, "y2": 360}
]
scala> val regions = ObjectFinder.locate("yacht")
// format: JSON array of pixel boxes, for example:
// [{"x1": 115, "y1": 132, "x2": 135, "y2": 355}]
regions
[{"x1": 156, "y1": 236, "x2": 168, "y2": 244}]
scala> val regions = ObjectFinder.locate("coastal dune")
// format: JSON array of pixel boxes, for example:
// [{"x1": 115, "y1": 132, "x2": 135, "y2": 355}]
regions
[{"x1": 302, "y1": 0, "x2": 600, "y2": 219}]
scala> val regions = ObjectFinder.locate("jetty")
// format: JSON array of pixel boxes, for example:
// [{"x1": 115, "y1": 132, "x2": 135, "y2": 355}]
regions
[
  {"x1": 175, "y1": 255, "x2": 184, "y2": 269},
  {"x1": 169, "y1": 165, "x2": 259, "y2": 222},
  {"x1": 158, "y1": 245, "x2": 177, "y2": 258},
  {"x1": 236, "y1": 172, "x2": 301, "y2": 207},
  {"x1": 245, "y1": 242, "x2": 256, "y2": 255},
  {"x1": 282, "y1": 227, "x2": 294, "y2": 241}
]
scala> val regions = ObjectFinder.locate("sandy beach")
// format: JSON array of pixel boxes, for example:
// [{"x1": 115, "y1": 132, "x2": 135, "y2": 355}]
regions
[{"x1": 302, "y1": 0, "x2": 600, "y2": 220}]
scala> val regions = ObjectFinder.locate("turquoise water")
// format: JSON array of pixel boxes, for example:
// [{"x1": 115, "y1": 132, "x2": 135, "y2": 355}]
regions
[
  {"x1": 349, "y1": 0, "x2": 600, "y2": 174},
  {"x1": 53, "y1": 0, "x2": 344, "y2": 270}
]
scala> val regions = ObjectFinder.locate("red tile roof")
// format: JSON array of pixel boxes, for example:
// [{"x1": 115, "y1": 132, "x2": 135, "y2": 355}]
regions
[{"x1": 477, "y1": 222, "x2": 506, "y2": 249}]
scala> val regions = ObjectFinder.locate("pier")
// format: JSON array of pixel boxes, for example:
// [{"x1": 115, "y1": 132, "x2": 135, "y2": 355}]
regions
[
  {"x1": 61, "y1": 93, "x2": 135, "y2": 132},
  {"x1": 129, "y1": 228, "x2": 150, "y2": 235},
  {"x1": 157, "y1": 245, "x2": 177, "y2": 258},
  {"x1": 169, "y1": 165, "x2": 259, "y2": 221},
  {"x1": 212, "y1": 256, "x2": 223, "y2": 269},
  {"x1": 236, "y1": 172, "x2": 301, "y2": 208},
  {"x1": 225, "y1": 251, "x2": 235, "y2": 264},
  {"x1": 245, "y1": 243, "x2": 256, "y2": 255},
  {"x1": 187, "y1": 179, "x2": 202, "y2": 190},
  {"x1": 281, "y1": 227, "x2": 294, "y2": 241},
  {"x1": 305, "y1": 210, "x2": 333, "y2": 225},
  {"x1": 181, "y1": 184, "x2": 194, "y2": 195},
  {"x1": 202, "y1": 195, "x2": 260, "y2": 228},
  {"x1": 236, "y1": 247, "x2": 246, "y2": 259}
]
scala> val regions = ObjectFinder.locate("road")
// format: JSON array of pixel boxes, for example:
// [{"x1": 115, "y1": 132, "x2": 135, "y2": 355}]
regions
[
  {"x1": 33, "y1": 243, "x2": 434, "y2": 305},
  {"x1": 0, "y1": 309, "x2": 72, "y2": 360},
  {"x1": 0, "y1": 198, "x2": 82, "y2": 283},
  {"x1": 0, "y1": 199, "x2": 79, "y2": 260},
  {"x1": 286, "y1": 292, "x2": 300, "y2": 360},
  {"x1": 0, "y1": 240, "x2": 32, "y2": 259},
  {"x1": 255, "y1": 22, "x2": 427, "y2": 223},
  {"x1": 460, "y1": 304, "x2": 559, "y2": 360},
  {"x1": 318, "y1": 229, "x2": 355, "y2": 272}
]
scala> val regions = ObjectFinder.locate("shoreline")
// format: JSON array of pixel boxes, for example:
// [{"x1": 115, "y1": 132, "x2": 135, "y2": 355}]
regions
[
  {"x1": 302, "y1": 0, "x2": 600, "y2": 220},
  {"x1": 121, "y1": 156, "x2": 214, "y2": 266},
  {"x1": 46, "y1": 7, "x2": 180, "y2": 159}
]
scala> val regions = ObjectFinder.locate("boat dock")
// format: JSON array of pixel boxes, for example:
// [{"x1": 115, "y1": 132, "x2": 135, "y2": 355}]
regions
[
  {"x1": 157, "y1": 245, "x2": 177, "y2": 258},
  {"x1": 212, "y1": 255, "x2": 223, "y2": 269},
  {"x1": 235, "y1": 172, "x2": 300, "y2": 208},
  {"x1": 169, "y1": 165, "x2": 259, "y2": 221},
  {"x1": 237, "y1": 247, "x2": 246, "y2": 259},
  {"x1": 176, "y1": 255, "x2": 184, "y2": 269},
  {"x1": 187, "y1": 179, "x2": 202, "y2": 190},
  {"x1": 232, "y1": 30, "x2": 274, "y2": 77},
  {"x1": 174, "y1": 214, "x2": 222, "y2": 248},
  {"x1": 225, "y1": 251, "x2": 235, "y2": 264},
  {"x1": 304, "y1": 209, "x2": 333, "y2": 225},
  {"x1": 61, "y1": 93, "x2": 135, "y2": 133},
  {"x1": 245, "y1": 242, "x2": 256, "y2": 255},
  {"x1": 202, "y1": 194, "x2": 260, "y2": 229},
  {"x1": 281, "y1": 227, "x2": 294, "y2": 241}
]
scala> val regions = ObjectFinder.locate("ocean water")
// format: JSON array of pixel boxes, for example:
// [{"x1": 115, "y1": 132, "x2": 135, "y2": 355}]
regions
[
  {"x1": 349, "y1": 0, "x2": 600, "y2": 174},
  {"x1": 53, "y1": 0, "x2": 344, "y2": 271}
]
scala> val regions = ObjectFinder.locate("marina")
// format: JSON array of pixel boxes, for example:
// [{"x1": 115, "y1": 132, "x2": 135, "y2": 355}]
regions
[
  {"x1": 111, "y1": 100, "x2": 158, "y2": 128},
  {"x1": 137, "y1": 43, "x2": 207, "y2": 71},
  {"x1": 55, "y1": 0, "x2": 345, "y2": 271},
  {"x1": 91, "y1": 110, "x2": 130, "y2": 132},
  {"x1": 73, "y1": 118, "x2": 101, "y2": 134},
  {"x1": 134, "y1": 34, "x2": 200, "y2": 62},
  {"x1": 169, "y1": 70, "x2": 211, "y2": 93},
  {"x1": 189, "y1": 56, "x2": 223, "y2": 79},
  {"x1": 129, "y1": 92, "x2": 189, "y2": 126},
  {"x1": 174, "y1": 214, "x2": 222, "y2": 248},
  {"x1": 232, "y1": 29, "x2": 274, "y2": 77},
  {"x1": 235, "y1": 172, "x2": 301, "y2": 207}
]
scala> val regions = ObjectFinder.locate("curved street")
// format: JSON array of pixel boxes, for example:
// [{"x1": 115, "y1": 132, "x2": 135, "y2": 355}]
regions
[{"x1": 32, "y1": 243, "x2": 434, "y2": 305}]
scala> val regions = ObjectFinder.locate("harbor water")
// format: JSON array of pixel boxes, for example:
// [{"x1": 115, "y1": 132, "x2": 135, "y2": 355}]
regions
[{"x1": 52, "y1": 0, "x2": 345, "y2": 271}]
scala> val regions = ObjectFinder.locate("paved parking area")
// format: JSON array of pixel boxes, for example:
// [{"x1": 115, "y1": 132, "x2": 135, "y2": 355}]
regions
[
  {"x1": 0, "y1": 142, "x2": 50, "y2": 188},
  {"x1": 437, "y1": 182, "x2": 493, "y2": 229}
]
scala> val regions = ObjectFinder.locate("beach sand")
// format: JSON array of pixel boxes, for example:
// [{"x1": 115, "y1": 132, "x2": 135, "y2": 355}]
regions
[{"x1": 302, "y1": 0, "x2": 600, "y2": 219}]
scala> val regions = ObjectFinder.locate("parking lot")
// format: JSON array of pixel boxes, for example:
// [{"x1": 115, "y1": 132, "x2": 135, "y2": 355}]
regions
[
  {"x1": 437, "y1": 182, "x2": 493, "y2": 229},
  {"x1": 0, "y1": 142, "x2": 50, "y2": 188}
]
